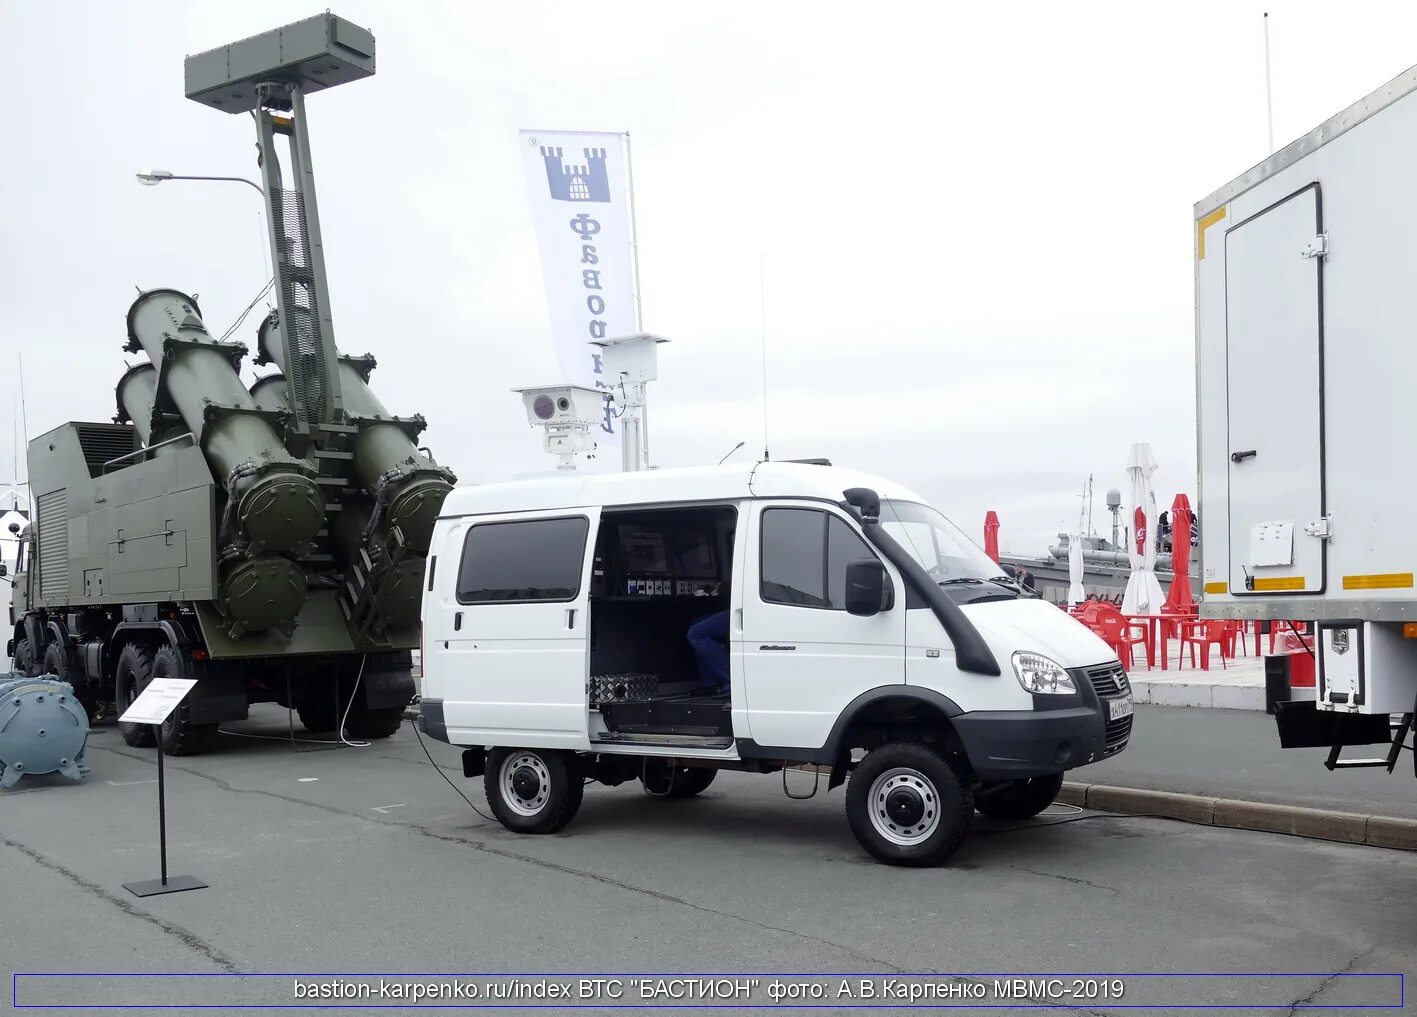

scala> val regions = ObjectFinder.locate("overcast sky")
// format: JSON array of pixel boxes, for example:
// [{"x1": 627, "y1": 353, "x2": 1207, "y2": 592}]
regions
[{"x1": 3, "y1": 0, "x2": 1415, "y2": 555}]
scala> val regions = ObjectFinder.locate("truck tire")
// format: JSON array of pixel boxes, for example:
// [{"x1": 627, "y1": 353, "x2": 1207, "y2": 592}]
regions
[
  {"x1": 13, "y1": 637, "x2": 38, "y2": 677},
  {"x1": 150, "y1": 644, "x2": 219, "y2": 757},
  {"x1": 297, "y1": 695, "x2": 403, "y2": 740},
  {"x1": 42, "y1": 642, "x2": 103, "y2": 724},
  {"x1": 345, "y1": 706, "x2": 403, "y2": 741},
  {"x1": 846, "y1": 742, "x2": 974, "y2": 867},
  {"x1": 974, "y1": 773, "x2": 1065, "y2": 821},
  {"x1": 116, "y1": 643, "x2": 157, "y2": 748},
  {"x1": 484, "y1": 747, "x2": 584, "y2": 834},
  {"x1": 640, "y1": 761, "x2": 718, "y2": 798}
]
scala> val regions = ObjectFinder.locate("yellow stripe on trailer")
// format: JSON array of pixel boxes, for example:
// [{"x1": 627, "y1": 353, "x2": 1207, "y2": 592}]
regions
[
  {"x1": 1252, "y1": 576, "x2": 1305, "y2": 591},
  {"x1": 1203, "y1": 581, "x2": 1227, "y2": 594},
  {"x1": 1197, "y1": 206, "x2": 1227, "y2": 260},
  {"x1": 1342, "y1": 572, "x2": 1414, "y2": 590}
]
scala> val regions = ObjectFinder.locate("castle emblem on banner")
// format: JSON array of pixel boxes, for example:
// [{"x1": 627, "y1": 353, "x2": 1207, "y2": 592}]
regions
[{"x1": 541, "y1": 146, "x2": 611, "y2": 202}]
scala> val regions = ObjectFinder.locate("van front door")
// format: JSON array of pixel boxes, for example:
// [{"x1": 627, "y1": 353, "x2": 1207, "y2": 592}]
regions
[
  {"x1": 436, "y1": 508, "x2": 599, "y2": 750},
  {"x1": 738, "y1": 503, "x2": 906, "y2": 749}
]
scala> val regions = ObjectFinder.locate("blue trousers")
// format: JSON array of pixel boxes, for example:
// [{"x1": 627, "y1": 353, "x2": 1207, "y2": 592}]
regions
[{"x1": 687, "y1": 610, "x2": 730, "y2": 689}]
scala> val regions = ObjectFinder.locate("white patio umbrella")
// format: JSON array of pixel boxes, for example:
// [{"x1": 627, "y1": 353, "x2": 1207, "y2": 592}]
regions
[
  {"x1": 1121, "y1": 441, "x2": 1166, "y2": 615},
  {"x1": 1067, "y1": 529, "x2": 1086, "y2": 605}
]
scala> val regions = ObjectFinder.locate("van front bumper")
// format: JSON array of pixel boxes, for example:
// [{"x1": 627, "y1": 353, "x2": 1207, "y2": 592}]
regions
[{"x1": 952, "y1": 662, "x2": 1132, "y2": 780}]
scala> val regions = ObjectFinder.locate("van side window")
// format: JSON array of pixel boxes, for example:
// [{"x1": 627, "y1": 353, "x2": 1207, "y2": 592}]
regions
[
  {"x1": 457, "y1": 517, "x2": 589, "y2": 604},
  {"x1": 761, "y1": 509, "x2": 883, "y2": 610}
]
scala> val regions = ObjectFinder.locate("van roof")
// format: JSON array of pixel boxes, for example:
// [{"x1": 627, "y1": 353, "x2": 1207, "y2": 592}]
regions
[{"x1": 438, "y1": 461, "x2": 926, "y2": 518}]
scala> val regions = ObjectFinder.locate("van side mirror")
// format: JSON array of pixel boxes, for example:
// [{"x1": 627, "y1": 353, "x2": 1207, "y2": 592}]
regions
[
  {"x1": 0, "y1": 562, "x2": 7, "y2": 578},
  {"x1": 844, "y1": 559, "x2": 889, "y2": 616}
]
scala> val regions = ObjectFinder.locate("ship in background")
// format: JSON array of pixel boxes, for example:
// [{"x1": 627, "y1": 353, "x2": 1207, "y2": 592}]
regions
[{"x1": 998, "y1": 481, "x2": 1197, "y2": 607}]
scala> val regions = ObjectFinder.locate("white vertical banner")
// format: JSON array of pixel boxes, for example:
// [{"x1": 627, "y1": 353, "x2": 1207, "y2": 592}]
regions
[{"x1": 520, "y1": 130, "x2": 638, "y2": 444}]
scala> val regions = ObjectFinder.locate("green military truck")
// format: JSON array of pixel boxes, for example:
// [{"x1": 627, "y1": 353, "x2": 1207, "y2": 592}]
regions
[{"x1": 6, "y1": 15, "x2": 453, "y2": 754}]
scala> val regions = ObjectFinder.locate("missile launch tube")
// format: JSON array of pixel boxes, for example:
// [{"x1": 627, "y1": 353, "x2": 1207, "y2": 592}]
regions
[
  {"x1": 258, "y1": 313, "x2": 452, "y2": 551},
  {"x1": 127, "y1": 290, "x2": 324, "y2": 554},
  {"x1": 115, "y1": 362, "x2": 187, "y2": 453}
]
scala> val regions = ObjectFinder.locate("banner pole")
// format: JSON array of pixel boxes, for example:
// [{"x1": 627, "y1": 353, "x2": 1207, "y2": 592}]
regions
[{"x1": 623, "y1": 132, "x2": 644, "y2": 332}]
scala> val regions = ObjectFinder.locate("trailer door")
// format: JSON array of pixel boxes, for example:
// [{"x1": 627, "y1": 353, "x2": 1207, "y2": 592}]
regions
[{"x1": 1224, "y1": 183, "x2": 1325, "y2": 595}]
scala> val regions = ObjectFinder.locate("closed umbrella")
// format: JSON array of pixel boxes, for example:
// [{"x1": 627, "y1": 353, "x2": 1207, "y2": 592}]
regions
[
  {"x1": 1121, "y1": 442, "x2": 1166, "y2": 615},
  {"x1": 983, "y1": 511, "x2": 1000, "y2": 563},
  {"x1": 1164, "y1": 493, "x2": 1195, "y2": 612},
  {"x1": 1067, "y1": 529, "x2": 1085, "y2": 605}
]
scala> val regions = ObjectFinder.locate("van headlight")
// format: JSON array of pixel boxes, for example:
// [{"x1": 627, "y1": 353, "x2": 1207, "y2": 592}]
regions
[{"x1": 1012, "y1": 651, "x2": 1077, "y2": 695}]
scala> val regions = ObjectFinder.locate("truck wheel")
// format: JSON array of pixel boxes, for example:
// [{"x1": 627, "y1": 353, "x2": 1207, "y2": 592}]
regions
[
  {"x1": 41, "y1": 642, "x2": 101, "y2": 724},
  {"x1": 846, "y1": 742, "x2": 974, "y2": 867},
  {"x1": 13, "y1": 637, "x2": 38, "y2": 677},
  {"x1": 150, "y1": 644, "x2": 218, "y2": 757},
  {"x1": 116, "y1": 643, "x2": 157, "y2": 748},
  {"x1": 974, "y1": 773, "x2": 1065, "y2": 821},
  {"x1": 344, "y1": 706, "x2": 404, "y2": 741},
  {"x1": 297, "y1": 696, "x2": 403, "y2": 740},
  {"x1": 641, "y1": 761, "x2": 717, "y2": 798},
  {"x1": 484, "y1": 748, "x2": 584, "y2": 834}
]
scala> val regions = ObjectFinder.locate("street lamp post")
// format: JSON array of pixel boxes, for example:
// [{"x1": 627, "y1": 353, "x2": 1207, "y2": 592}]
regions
[
  {"x1": 135, "y1": 169, "x2": 263, "y2": 195},
  {"x1": 135, "y1": 169, "x2": 271, "y2": 282}
]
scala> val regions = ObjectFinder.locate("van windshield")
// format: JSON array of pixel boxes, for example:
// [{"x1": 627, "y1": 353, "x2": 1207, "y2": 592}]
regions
[{"x1": 879, "y1": 500, "x2": 1006, "y2": 585}]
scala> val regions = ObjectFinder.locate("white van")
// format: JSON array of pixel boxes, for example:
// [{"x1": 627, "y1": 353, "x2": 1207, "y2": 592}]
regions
[{"x1": 419, "y1": 462, "x2": 1132, "y2": 866}]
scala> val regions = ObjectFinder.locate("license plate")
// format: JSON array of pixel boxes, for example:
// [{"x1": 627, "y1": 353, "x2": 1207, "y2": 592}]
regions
[{"x1": 1109, "y1": 696, "x2": 1134, "y2": 721}]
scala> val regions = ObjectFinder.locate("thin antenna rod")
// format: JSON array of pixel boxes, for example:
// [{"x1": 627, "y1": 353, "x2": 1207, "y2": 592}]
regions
[
  {"x1": 1263, "y1": 12, "x2": 1275, "y2": 154},
  {"x1": 759, "y1": 253, "x2": 770, "y2": 462},
  {"x1": 17, "y1": 353, "x2": 29, "y2": 488},
  {"x1": 624, "y1": 132, "x2": 644, "y2": 332}
]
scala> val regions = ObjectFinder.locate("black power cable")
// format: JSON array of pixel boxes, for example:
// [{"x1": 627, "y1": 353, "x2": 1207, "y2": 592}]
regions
[{"x1": 411, "y1": 718, "x2": 497, "y2": 823}]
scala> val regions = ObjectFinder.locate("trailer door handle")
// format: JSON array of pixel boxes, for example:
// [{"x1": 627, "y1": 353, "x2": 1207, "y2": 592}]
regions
[
  {"x1": 566, "y1": 608, "x2": 576, "y2": 629},
  {"x1": 1231, "y1": 449, "x2": 1258, "y2": 463},
  {"x1": 453, "y1": 612, "x2": 462, "y2": 631}
]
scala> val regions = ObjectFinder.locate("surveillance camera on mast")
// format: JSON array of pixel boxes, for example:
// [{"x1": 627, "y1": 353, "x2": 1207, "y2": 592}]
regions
[{"x1": 513, "y1": 384, "x2": 605, "y2": 470}]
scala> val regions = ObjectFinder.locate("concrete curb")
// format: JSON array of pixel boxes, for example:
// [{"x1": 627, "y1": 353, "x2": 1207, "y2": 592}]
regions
[
  {"x1": 1129, "y1": 678, "x2": 1265, "y2": 710},
  {"x1": 1061, "y1": 780, "x2": 1417, "y2": 851}
]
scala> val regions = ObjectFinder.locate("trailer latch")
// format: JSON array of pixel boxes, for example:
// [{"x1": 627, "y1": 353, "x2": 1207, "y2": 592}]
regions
[
  {"x1": 1304, "y1": 516, "x2": 1334, "y2": 540},
  {"x1": 1300, "y1": 233, "x2": 1329, "y2": 260}
]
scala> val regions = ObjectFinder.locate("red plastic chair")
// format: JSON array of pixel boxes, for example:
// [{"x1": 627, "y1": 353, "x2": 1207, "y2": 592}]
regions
[
  {"x1": 1090, "y1": 612, "x2": 1150, "y2": 671},
  {"x1": 1268, "y1": 619, "x2": 1310, "y2": 654},
  {"x1": 1178, "y1": 620, "x2": 1231, "y2": 670}
]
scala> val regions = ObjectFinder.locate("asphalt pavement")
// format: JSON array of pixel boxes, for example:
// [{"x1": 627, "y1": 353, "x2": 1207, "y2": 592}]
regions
[
  {"x1": 2, "y1": 707, "x2": 1415, "y2": 1015},
  {"x1": 1086, "y1": 704, "x2": 1417, "y2": 819}
]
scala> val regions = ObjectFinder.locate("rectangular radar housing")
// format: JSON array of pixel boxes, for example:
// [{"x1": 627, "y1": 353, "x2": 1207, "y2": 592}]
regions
[{"x1": 184, "y1": 13, "x2": 375, "y2": 114}]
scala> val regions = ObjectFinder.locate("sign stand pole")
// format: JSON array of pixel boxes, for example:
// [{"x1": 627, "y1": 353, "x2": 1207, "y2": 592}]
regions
[{"x1": 122, "y1": 720, "x2": 207, "y2": 897}]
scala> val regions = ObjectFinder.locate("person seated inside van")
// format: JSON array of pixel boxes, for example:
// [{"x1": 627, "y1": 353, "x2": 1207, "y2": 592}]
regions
[{"x1": 687, "y1": 601, "x2": 729, "y2": 692}]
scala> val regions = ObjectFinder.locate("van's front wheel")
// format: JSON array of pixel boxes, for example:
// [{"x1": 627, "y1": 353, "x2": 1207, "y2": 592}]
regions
[
  {"x1": 974, "y1": 773, "x2": 1065, "y2": 820},
  {"x1": 846, "y1": 743, "x2": 973, "y2": 866},
  {"x1": 485, "y1": 748, "x2": 584, "y2": 834}
]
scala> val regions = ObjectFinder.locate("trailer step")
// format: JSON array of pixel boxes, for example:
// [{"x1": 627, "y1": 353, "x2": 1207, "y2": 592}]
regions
[{"x1": 1324, "y1": 711, "x2": 1413, "y2": 774}]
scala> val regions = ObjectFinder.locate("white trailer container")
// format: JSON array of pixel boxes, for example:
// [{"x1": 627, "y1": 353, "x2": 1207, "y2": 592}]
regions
[{"x1": 1196, "y1": 63, "x2": 1417, "y2": 768}]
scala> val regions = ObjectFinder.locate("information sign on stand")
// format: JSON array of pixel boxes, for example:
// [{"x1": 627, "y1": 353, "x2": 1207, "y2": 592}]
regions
[{"x1": 118, "y1": 678, "x2": 208, "y2": 898}]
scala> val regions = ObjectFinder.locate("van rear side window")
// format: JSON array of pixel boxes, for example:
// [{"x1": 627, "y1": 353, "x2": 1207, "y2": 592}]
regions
[{"x1": 456, "y1": 516, "x2": 589, "y2": 604}]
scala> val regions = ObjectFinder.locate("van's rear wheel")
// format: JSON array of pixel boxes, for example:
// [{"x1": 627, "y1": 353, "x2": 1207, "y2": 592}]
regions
[
  {"x1": 974, "y1": 773, "x2": 1065, "y2": 820},
  {"x1": 846, "y1": 742, "x2": 973, "y2": 867},
  {"x1": 640, "y1": 761, "x2": 717, "y2": 798},
  {"x1": 485, "y1": 748, "x2": 584, "y2": 834}
]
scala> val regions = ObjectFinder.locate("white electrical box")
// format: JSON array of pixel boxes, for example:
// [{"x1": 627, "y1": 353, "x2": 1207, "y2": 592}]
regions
[
  {"x1": 1196, "y1": 61, "x2": 1417, "y2": 623},
  {"x1": 589, "y1": 333, "x2": 669, "y2": 385}
]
